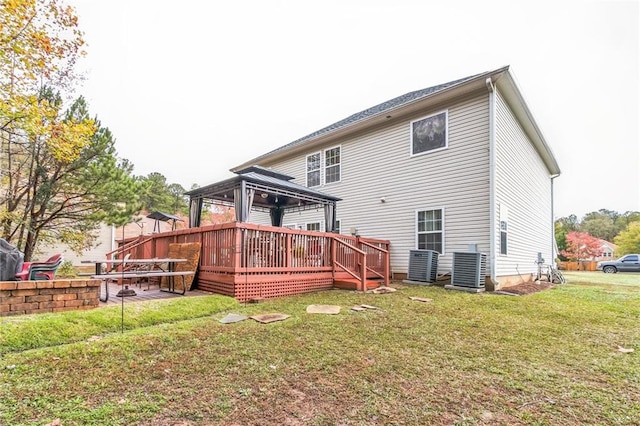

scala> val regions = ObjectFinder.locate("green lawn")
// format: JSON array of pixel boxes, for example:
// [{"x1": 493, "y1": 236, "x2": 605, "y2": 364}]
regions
[
  {"x1": 1, "y1": 281, "x2": 639, "y2": 425},
  {"x1": 562, "y1": 270, "x2": 640, "y2": 287}
]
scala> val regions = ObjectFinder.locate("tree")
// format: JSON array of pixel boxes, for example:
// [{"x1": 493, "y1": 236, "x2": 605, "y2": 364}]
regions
[
  {"x1": 167, "y1": 183, "x2": 188, "y2": 215},
  {"x1": 614, "y1": 211, "x2": 640, "y2": 231},
  {"x1": 137, "y1": 173, "x2": 188, "y2": 215},
  {"x1": 1, "y1": 0, "x2": 85, "y2": 147},
  {"x1": 555, "y1": 221, "x2": 568, "y2": 261},
  {"x1": 556, "y1": 214, "x2": 580, "y2": 232},
  {"x1": 560, "y1": 231, "x2": 603, "y2": 264},
  {"x1": 555, "y1": 215, "x2": 580, "y2": 260},
  {"x1": 0, "y1": 94, "x2": 142, "y2": 260},
  {"x1": 581, "y1": 210, "x2": 618, "y2": 242},
  {"x1": 614, "y1": 222, "x2": 640, "y2": 255}
]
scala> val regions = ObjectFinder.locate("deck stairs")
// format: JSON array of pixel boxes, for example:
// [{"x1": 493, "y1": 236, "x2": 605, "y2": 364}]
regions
[{"x1": 333, "y1": 278, "x2": 383, "y2": 291}]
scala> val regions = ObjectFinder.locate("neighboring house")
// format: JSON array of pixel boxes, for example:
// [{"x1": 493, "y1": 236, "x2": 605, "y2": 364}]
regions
[
  {"x1": 595, "y1": 240, "x2": 617, "y2": 261},
  {"x1": 37, "y1": 224, "x2": 116, "y2": 267},
  {"x1": 230, "y1": 66, "x2": 561, "y2": 288}
]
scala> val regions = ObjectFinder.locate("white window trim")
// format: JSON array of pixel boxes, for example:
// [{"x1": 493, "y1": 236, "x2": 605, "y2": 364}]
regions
[
  {"x1": 323, "y1": 144, "x2": 342, "y2": 185},
  {"x1": 305, "y1": 221, "x2": 323, "y2": 232},
  {"x1": 415, "y1": 207, "x2": 445, "y2": 254},
  {"x1": 306, "y1": 152, "x2": 321, "y2": 187},
  {"x1": 305, "y1": 146, "x2": 342, "y2": 187},
  {"x1": 409, "y1": 110, "x2": 449, "y2": 157},
  {"x1": 334, "y1": 219, "x2": 341, "y2": 234}
]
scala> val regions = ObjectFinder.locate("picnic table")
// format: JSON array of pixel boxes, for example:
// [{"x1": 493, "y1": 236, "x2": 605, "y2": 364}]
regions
[{"x1": 82, "y1": 258, "x2": 192, "y2": 302}]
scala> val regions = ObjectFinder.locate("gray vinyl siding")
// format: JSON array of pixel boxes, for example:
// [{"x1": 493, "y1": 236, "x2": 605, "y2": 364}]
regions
[
  {"x1": 494, "y1": 89, "x2": 552, "y2": 278},
  {"x1": 259, "y1": 93, "x2": 492, "y2": 276}
]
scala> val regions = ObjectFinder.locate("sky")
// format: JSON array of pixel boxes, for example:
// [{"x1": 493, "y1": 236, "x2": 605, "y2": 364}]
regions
[{"x1": 67, "y1": 0, "x2": 639, "y2": 220}]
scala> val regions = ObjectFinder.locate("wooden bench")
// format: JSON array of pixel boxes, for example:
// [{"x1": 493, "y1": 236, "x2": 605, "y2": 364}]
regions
[{"x1": 91, "y1": 271, "x2": 195, "y2": 300}]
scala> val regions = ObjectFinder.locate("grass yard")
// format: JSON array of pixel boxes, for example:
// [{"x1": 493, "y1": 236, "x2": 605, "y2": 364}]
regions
[
  {"x1": 1, "y1": 281, "x2": 639, "y2": 426},
  {"x1": 562, "y1": 270, "x2": 640, "y2": 288}
]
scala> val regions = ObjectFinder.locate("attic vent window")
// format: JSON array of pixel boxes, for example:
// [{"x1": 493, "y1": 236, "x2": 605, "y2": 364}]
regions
[{"x1": 411, "y1": 110, "x2": 448, "y2": 155}]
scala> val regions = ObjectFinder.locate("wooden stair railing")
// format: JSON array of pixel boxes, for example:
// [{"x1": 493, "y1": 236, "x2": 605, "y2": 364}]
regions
[
  {"x1": 105, "y1": 235, "x2": 154, "y2": 270},
  {"x1": 360, "y1": 240, "x2": 390, "y2": 286},
  {"x1": 331, "y1": 237, "x2": 367, "y2": 291}
]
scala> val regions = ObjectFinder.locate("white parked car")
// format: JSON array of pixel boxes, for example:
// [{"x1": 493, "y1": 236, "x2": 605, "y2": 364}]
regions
[{"x1": 597, "y1": 254, "x2": 640, "y2": 273}]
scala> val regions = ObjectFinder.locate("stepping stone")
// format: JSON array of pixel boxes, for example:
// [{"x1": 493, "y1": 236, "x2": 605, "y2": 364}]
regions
[
  {"x1": 306, "y1": 304, "x2": 341, "y2": 314},
  {"x1": 369, "y1": 286, "x2": 397, "y2": 294},
  {"x1": 351, "y1": 306, "x2": 367, "y2": 312},
  {"x1": 360, "y1": 304, "x2": 379, "y2": 310},
  {"x1": 219, "y1": 313, "x2": 248, "y2": 324},
  {"x1": 409, "y1": 296, "x2": 433, "y2": 303},
  {"x1": 250, "y1": 313, "x2": 290, "y2": 324}
]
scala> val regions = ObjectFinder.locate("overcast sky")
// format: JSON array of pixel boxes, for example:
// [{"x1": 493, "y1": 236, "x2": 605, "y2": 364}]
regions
[{"x1": 68, "y1": 0, "x2": 639, "y2": 219}]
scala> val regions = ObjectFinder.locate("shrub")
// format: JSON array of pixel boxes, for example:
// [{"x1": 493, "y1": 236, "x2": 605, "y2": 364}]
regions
[{"x1": 56, "y1": 260, "x2": 78, "y2": 278}]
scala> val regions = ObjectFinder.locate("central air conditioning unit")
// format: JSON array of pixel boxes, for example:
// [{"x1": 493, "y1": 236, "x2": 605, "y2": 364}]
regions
[
  {"x1": 451, "y1": 252, "x2": 487, "y2": 288},
  {"x1": 407, "y1": 249, "x2": 439, "y2": 283}
]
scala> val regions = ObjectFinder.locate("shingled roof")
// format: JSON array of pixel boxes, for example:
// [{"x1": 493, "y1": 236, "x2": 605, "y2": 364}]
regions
[
  {"x1": 234, "y1": 68, "x2": 504, "y2": 169},
  {"x1": 231, "y1": 65, "x2": 560, "y2": 176}
]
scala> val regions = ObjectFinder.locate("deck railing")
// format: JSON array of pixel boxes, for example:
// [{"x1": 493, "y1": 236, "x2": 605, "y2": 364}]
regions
[
  {"x1": 332, "y1": 238, "x2": 367, "y2": 290},
  {"x1": 106, "y1": 222, "x2": 390, "y2": 292}
]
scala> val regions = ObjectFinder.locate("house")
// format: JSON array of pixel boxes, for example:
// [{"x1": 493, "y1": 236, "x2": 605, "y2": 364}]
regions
[
  {"x1": 229, "y1": 66, "x2": 561, "y2": 289},
  {"x1": 36, "y1": 212, "x2": 182, "y2": 267},
  {"x1": 36, "y1": 224, "x2": 116, "y2": 267},
  {"x1": 595, "y1": 239, "x2": 617, "y2": 261}
]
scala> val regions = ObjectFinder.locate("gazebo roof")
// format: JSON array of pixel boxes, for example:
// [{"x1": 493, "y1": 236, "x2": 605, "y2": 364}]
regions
[{"x1": 185, "y1": 165, "x2": 341, "y2": 213}]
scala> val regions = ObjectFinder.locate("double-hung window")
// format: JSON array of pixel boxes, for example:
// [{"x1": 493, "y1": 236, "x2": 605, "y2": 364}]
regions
[
  {"x1": 325, "y1": 147, "x2": 341, "y2": 184},
  {"x1": 306, "y1": 146, "x2": 341, "y2": 187},
  {"x1": 417, "y1": 209, "x2": 444, "y2": 253},
  {"x1": 306, "y1": 222, "x2": 321, "y2": 231},
  {"x1": 306, "y1": 153, "x2": 321, "y2": 187}
]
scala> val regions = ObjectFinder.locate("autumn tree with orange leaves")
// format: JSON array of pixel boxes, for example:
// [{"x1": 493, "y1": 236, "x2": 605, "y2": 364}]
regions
[{"x1": 560, "y1": 231, "x2": 603, "y2": 266}]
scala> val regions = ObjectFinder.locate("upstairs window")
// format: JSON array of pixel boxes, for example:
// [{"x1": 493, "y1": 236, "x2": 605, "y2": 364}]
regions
[
  {"x1": 417, "y1": 209, "x2": 444, "y2": 254},
  {"x1": 305, "y1": 146, "x2": 341, "y2": 187},
  {"x1": 411, "y1": 111, "x2": 448, "y2": 155},
  {"x1": 306, "y1": 153, "x2": 321, "y2": 187},
  {"x1": 325, "y1": 147, "x2": 341, "y2": 184}
]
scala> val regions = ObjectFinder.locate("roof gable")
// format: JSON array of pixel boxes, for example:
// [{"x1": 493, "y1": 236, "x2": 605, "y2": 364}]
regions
[
  {"x1": 259, "y1": 71, "x2": 488, "y2": 159},
  {"x1": 232, "y1": 66, "x2": 560, "y2": 176}
]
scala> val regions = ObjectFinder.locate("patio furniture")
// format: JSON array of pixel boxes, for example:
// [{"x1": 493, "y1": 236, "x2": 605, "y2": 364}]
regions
[
  {"x1": 83, "y1": 257, "x2": 190, "y2": 302},
  {"x1": 15, "y1": 254, "x2": 63, "y2": 280},
  {"x1": 0, "y1": 238, "x2": 23, "y2": 281}
]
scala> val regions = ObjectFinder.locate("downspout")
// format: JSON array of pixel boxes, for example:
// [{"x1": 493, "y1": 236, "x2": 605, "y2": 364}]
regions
[
  {"x1": 486, "y1": 77, "x2": 499, "y2": 288},
  {"x1": 550, "y1": 174, "x2": 560, "y2": 266}
]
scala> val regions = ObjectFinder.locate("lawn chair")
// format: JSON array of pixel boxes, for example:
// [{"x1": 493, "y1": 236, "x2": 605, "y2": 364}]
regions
[{"x1": 15, "y1": 254, "x2": 63, "y2": 280}]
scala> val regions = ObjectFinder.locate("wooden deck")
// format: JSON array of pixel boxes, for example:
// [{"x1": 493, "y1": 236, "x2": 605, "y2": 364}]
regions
[
  {"x1": 99, "y1": 281, "x2": 209, "y2": 306},
  {"x1": 108, "y1": 222, "x2": 391, "y2": 302}
]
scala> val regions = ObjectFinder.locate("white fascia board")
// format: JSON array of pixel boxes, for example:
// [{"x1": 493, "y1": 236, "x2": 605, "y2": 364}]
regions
[{"x1": 494, "y1": 72, "x2": 561, "y2": 176}]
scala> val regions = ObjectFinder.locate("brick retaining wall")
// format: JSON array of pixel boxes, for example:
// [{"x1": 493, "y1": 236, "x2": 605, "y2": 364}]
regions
[{"x1": 0, "y1": 279, "x2": 102, "y2": 316}]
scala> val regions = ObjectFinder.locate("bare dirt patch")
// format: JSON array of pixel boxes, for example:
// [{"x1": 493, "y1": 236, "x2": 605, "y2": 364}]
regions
[{"x1": 496, "y1": 281, "x2": 553, "y2": 295}]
